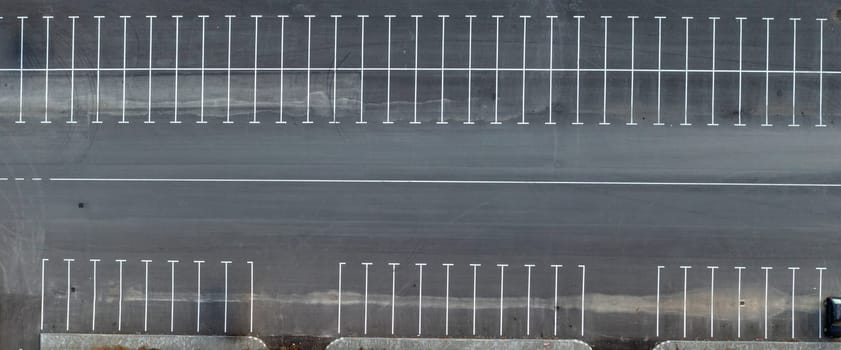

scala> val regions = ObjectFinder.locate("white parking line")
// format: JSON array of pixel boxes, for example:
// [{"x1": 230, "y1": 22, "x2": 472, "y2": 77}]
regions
[
  {"x1": 599, "y1": 16, "x2": 611, "y2": 126},
  {"x1": 116, "y1": 259, "x2": 127, "y2": 331},
  {"x1": 303, "y1": 15, "x2": 315, "y2": 124},
  {"x1": 119, "y1": 16, "x2": 130, "y2": 124},
  {"x1": 64, "y1": 258, "x2": 74, "y2": 331},
  {"x1": 680, "y1": 265, "x2": 691, "y2": 338},
  {"x1": 357, "y1": 15, "x2": 368, "y2": 125},
  {"x1": 337, "y1": 262, "x2": 345, "y2": 334},
  {"x1": 330, "y1": 15, "x2": 341, "y2": 124},
  {"x1": 194, "y1": 260, "x2": 204, "y2": 333},
  {"x1": 546, "y1": 16, "x2": 557, "y2": 125},
  {"x1": 735, "y1": 17, "x2": 746, "y2": 126},
  {"x1": 551, "y1": 264, "x2": 562, "y2": 336},
  {"x1": 167, "y1": 260, "x2": 178, "y2": 332},
  {"x1": 248, "y1": 260, "x2": 254, "y2": 333},
  {"x1": 762, "y1": 18, "x2": 773, "y2": 126},
  {"x1": 789, "y1": 266, "x2": 800, "y2": 338},
  {"x1": 579, "y1": 264, "x2": 586, "y2": 336},
  {"x1": 656, "y1": 265, "x2": 664, "y2": 337},
  {"x1": 411, "y1": 15, "x2": 422, "y2": 125},
  {"x1": 627, "y1": 16, "x2": 638, "y2": 126},
  {"x1": 389, "y1": 262, "x2": 399, "y2": 334},
  {"x1": 40, "y1": 258, "x2": 47, "y2": 331},
  {"x1": 362, "y1": 262, "x2": 372, "y2": 334},
  {"x1": 197, "y1": 15, "x2": 209, "y2": 124},
  {"x1": 497, "y1": 264, "x2": 507, "y2": 336},
  {"x1": 68, "y1": 16, "x2": 78, "y2": 124},
  {"x1": 252, "y1": 15, "x2": 263, "y2": 124},
  {"x1": 224, "y1": 15, "x2": 235, "y2": 124},
  {"x1": 42, "y1": 16, "x2": 52, "y2": 124},
  {"x1": 817, "y1": 267, "x2": 827, "y2": 338},
  {"x1": 762, "y1": 266, "x2": 772, "y2": 339},
  {"x1": 465, "y1": 15, "x2": 476, "y2": 125},
  {"x1": 416, "y1": 263, "x2": 426, "y2": 336},
  {"x1": 735, "y1": 266, "x2": 746, "y2": 338},
  {"x1": 470, "y1": 263, "x2": 480, "y2": 335},
  {"x1": 492, "y1": 15, "x2": 503, "y2": 125},
  {"x1": 654, "y1": 16, "x2": 665, "y2": 126},
  {"x1": 16, "y1": 16, "x2": 25, "y2": 124},
  {"x1": 817, "y1": 19, "x2": 827, "y2": 127},
  {"x1": 519, "y1": 16, "x2": 530, "y2": 125},
  {"x1": 524, "y1": 264, "x2": 535, "y2": 335},
  {"x1": 141, "y1": 259, "x2": 152, "y2": 332},
  {"x1": 277, "y1": 15, "x2": 288, "y2": 124},
  {"x1": 708, "y1": 17, "x2": 719, "y2": 127},
  {"x1": 171, "y1": 16, "x2": 182, "y2": 124},
  {"x1": 89, "y1": 259, "x2": 99, "y2": 331},
  {"x1": 93, "y1": 16, "x2": 104, "y2": 124},
  {"x1": 221, "y1": 260, "x2": 232, "y2": 333},
  {"x1": 789, "y1": 18, "x2": 800, "y2": 127},
  {"x1": 707, "y1": 266, "x2": 718, "y2": 337},
  {"x1": 443, "y1": 263, "x2": 454, "y2": 335},
  {"x1": 384, "y1": 15, "x2": 395, "y2": 124},
  {"x1": 145, "y1": 16, "x2": 156, "y2": 124},
  {"x1": 437, "y1": 15, "x2": 448, "y2": 125},
  {"x1": 573, "y1": 15, "x2": 584, "y2": 125},
  {"x1": 681, "y1": 17, "x2": 692, "y2": 126}
]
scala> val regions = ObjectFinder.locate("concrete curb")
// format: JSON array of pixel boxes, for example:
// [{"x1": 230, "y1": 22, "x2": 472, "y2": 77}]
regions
[
  {"x1": 40, "y1": 333, "x2": 268, "y2": 350},
  {"x1": 326, "y1": 337, "x2": 593, "y2": 350},
  {"x1": 654, "y1": 341, "x2": 841, "y2": 350}
]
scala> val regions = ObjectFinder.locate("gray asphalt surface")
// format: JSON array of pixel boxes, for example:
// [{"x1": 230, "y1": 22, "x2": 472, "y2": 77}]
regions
[{"x1": 1, "y1": 1, "x2": 841, "y2": 350}]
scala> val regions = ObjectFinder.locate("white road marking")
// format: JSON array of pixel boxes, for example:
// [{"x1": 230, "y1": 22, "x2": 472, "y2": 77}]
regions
[
  {"x1": 221, "y1": 260, "x2": 232, "y2": 333},
  {"x1": 40, "y1": 258, "x2": 47, "y2": 330},
  {"x1": 197, "y1": 15, "x2": 209, "y2": 124},
  {"x1": 416, "y1": 263, "x2": 426, "y2": 336},
  {"x1": 357, "y1": 15, "x2": 368, "y2": 124},
  {"x1": 145, "y1": 16, "x2": 156, "y2": 124},
  {"x1": 680, "y1": 265, "x2": 691, "y2": 338},
  {"x1": 762, "y1": 18, "x2": 774, "y2": 126},
  {"x1": 465, "y1": 15, "x2": 477, "y2": 124},
  {"x1": 789, "y1": 18, "x2": 800, "y2": 127},
  {"x1": 64, "y1": 258, "x2": 74, "y2": 331},
  {"x1": 470, "y1": 263, "x2": 480, "y2": 335},
  {"x1": 654, "y1": 16, "x2": 666, "y2": 126},
  {"x1": 789, "y1": 266, "x2": 800, "y2": 338},
  {"x1": 362, "y1": 262, "x2": 372, "y2": 334},
  {"x1": 497, "y1": 264, "x2": 508, "y2": 336},
  {"x1": 762, "y1": 266, "x2": 772, "y2": 338},
  {"x1": 224, "y1": 15, "x2": 235, "y2": 124},
  {"x1": 252, "y1": 15, "x2": 264, "y2": 124},
  {"x1": 708, "y1": 17, "x2": 719, "y2": 126},
  {"x1": 167, "y1": 260, "x2": 178, "y2": 332},
  {"x1": 519, "y1": 16, "x2": 530, "y2": 125},
  {"x1": 579, "y1": 264, "x2": 586, "y2": 336},
  {"x1": 735, "y1": 266, "x2": 746, "y2": 338},
  {"x1": 437, "y1": 15, "x2": 448, "y2": 125},
  {"x1": 735, "y1": 17, "x2": 746, "y2": 126},
  {"x1": 303, "y1": 15, "x2": 315, "y2": 124},
  {"x1": 337, "y1": 262, "x2": 345, "y2": 334},
  {"x1": 42, "y1": 16, "x2": 53, "y2": 124},
  {"x1": 90, "y1": 259, "x2": 100, "y2": 331},
  {"x1": 277, "y1": 15, "x2": 288, "y2": 124},
  {"x1": 443, "y1": 263, "x2": 454, "y2": 335},
  {"x1": 194, "y1": 260, "x2": 205, "y2": 333},
  {"x1": 656, "y1": 265, "x2": 664, "y2": 337},
  {"x1": 551, "y1": 264, "x2": 563, "y2": 336},
  {"x1": 330, "y1": 15, "x2": 341, "y2": 124},
  {"x1": 817, "y1": 19, "x2": 827, "y2": 127},
  {"x1": 492, "y1": 15, "x2": 503, "y2": 125},
  {"x1": 116, "y1": 259, "x2": 127, "y2": 331},
  {"x1": 599, "y1": 16, "x2": 611, "y2": 126},
  {"x1": 384, "y1": 15, "x2": 395, "y2": 124},
  {"x1": 627, "y1": 16, "x2": 638, "y2": 126},
  {"x1": 573, "y1": 15, "x2": 584, "y2": 125},
  {"x1": 248, "y1": 260, "x2": 254, "y2": 333},
  {"x1": 389, "y1": 262, "x2": 399, "y2": 334},
  {"x1": 68, "y1": 16, "x2": 79, "y2": 124},
  {"x1": 707, "y1": 266, "x2": 719, "y2": 337},
  {"x1": 524, "y1": 264, "x2": 535, "y2": 335},
  {"x1": 681, "y1": 17, "x2": 693, "y2": 126},
  {"x1": 16, "y1": 16, "x2": 25, "y2": 124},
  {"x1": 93, "y1": 16, "x2": 104, "y2": 124},
  {"x1": 142, "y1": 259, "x2": 152, "y2": 332},
  {"x1": 411, "y1": 15, "x2": 422, "y2": 125},
  {"x1": 171, "y1": 16, "x2": 182, "y2": 124},
  {"x1": 119, "y1": 16, "x2": 130, "y2": 124},
  {"x1": 546, "y1": 16, "x2": 557, "y2": 125},
  {"x1": 817, "y1": 267, "x2": 827, "y2": 338}
]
